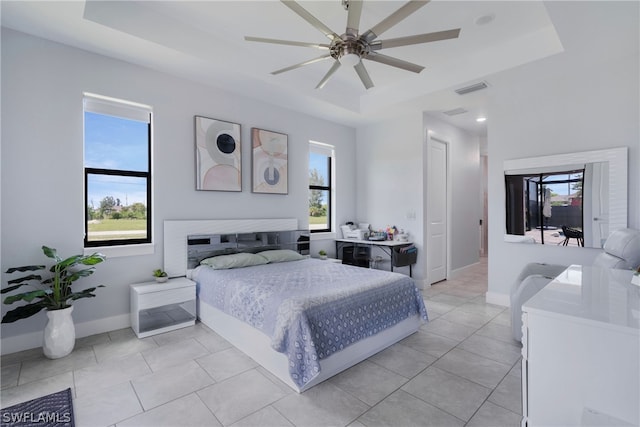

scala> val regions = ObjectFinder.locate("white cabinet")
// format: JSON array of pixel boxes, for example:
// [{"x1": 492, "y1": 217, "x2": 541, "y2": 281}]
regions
[
  {"x1": 521, "y1": 265, "x2": 639, "y2": 426},
  {"x1": 130, "y1": 277, "x2": 196, "y2": 338}
]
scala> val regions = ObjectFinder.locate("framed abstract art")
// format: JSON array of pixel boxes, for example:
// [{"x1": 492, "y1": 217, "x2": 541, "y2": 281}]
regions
[
  {"x1": 251, "y1": 128, "x2": 288, "y2": 194},
  {"x1": 195, "y1": 116, "x2": 241, "y2": 192}
]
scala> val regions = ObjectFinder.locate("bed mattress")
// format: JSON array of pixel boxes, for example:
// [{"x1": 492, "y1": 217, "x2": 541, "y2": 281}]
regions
[{"x1": 193, "y1": 258, "x2": 428, "y2": 388}]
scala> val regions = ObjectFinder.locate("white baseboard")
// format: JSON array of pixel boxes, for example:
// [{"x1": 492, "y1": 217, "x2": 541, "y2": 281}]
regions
[
  {"x1": 485, "y1": 291, "x2": 510, "y2": 307},
  {"x1": 0, "y1": 313, "x2": 130, "y2": 355}
]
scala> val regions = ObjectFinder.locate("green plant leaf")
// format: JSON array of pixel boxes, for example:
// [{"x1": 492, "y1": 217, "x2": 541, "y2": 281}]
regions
[
  {"x1": 7, "y1": 274, "x2": 43, "y2": 285},
  {"x1": 1, "y1": 302, "x2": 47, "y2": 323},
  {"x1": 1, "y1": 283, "x2": 35, "y2": 294},
  {"x1": 69, "y1": 288, "x2": 98, "y2": 300},
  {"x1": 42, "y1": 246, "x2": 60, "y2": 262},
  {"x1": 5, "y1": 265, "x2": 45, "y2": 274},
  {"x1": 67, "y1": 269, "x2": 95, "y2": 282},
  {"x1": 79, "y1": 254, "x2": 106, "y2": 266},
  {"x1": 3, "y1": 289, "x2": 48, "y2": 305},
  {"x1": 55, "y1": 255, "x2": 84, "y2": 270}
]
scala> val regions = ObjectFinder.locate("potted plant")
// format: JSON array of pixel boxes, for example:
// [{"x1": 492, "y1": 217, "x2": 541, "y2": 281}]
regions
[
  {"x1": 318, "y1": 250, "x2": 327, "y2": 260},
  {"x1": 153, "y1": 269, "x2": 168, "y2": 283},
  {"x1": 1, "y1": 246, "x2": 106, "y2": 359},
  {"x1": 632, "y1": 266, "x2": 640, "y2": 286}
]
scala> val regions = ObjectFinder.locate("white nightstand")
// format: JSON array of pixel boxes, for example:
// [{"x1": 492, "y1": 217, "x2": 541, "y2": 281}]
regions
[{"x1": 130, "y1": 277, "x2": 196, "y2": 338}]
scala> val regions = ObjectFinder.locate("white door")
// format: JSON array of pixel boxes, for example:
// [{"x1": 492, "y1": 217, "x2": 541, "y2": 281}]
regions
[
  {"x1": 590, "y1": 161, "x2": 609, "y2": 247},
  {"x1": 427, "y1": 137, "x2": 448, "y2": 284}
]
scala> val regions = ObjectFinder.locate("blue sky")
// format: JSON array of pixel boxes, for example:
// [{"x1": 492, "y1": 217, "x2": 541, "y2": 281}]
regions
[
  {"x1": 309, "y1": 151, "x2": 329, "y2": 206},
  {"x1": 543, "y1": 172, "x2": 582, "y2": 196},
  {"x1": 309, "y1": 151, "x2": 329, "y2": 184},
  {"x1": 85, "y1": 112, "x2": 148, "y2": 207}
]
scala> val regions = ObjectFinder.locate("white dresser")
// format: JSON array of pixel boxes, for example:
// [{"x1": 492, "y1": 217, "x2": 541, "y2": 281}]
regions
[{"x1": 521, "y1": 265, "x2": 639, "y2": 426}]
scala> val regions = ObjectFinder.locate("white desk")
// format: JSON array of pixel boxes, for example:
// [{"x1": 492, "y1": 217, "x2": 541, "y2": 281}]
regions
[
  {"x1": 335, "y1": 238, "x2": 416, "y2": 276},
  {"x1": 521, "y1": 265, "x2": 639, "y2": 426}
]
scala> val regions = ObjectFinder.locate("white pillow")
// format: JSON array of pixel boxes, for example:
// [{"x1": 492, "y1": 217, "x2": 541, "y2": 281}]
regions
[
  {"x1": 200, "y1": 252, "x2": 268, "y2": 270},
  {"x1": 257, "y1": 249, "x2": 305, "y2": 263}
]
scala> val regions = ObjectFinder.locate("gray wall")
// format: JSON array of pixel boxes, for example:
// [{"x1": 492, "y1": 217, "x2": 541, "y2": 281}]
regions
[
  {"x1": 486, "y1": 1, "x2": 639, "y2": 305},
  {"x1": 355, "y1": 112, "x2": 426, "y2": 280},
  {"x1": 1, "y1": 29, "x2": 357, "y2": 352},
  {"x1": 354, "y1": 111, "x2": 481, "y2": 285}
]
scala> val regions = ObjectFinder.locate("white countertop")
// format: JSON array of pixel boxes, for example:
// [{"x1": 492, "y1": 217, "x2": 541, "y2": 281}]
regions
[
  {"x1": 523, "y1": 265, "x2": 640, "y2": 331},
  {"x1": 335, "y1": 238, "x2": 412, "y2": 247}
]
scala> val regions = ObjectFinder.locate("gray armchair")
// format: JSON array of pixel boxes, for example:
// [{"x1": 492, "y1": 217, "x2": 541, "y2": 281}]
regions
[{"x1": 510, "y1": 228, "x2": 640, "y2": 342}]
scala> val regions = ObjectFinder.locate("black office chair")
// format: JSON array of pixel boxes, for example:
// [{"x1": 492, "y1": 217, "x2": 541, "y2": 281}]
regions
[{"x1": 561, "y1": 225, "x2": 584, "y2": 247}]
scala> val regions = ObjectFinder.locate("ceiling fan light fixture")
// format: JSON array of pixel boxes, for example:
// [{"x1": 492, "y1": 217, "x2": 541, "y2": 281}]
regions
[{"x1": 340, "y1": 53, "x2": 360, "y2": 67}]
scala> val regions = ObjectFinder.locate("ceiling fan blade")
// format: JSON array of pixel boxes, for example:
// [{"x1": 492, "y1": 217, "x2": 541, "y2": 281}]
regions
[
  {"x1": 365, "y1": 52, "x2": 424, "y2": 73},
  {"x1": 316, "y1": 60, "x2": 342, "y2": 89},
  {"x1": 354, "y1": 61, "x2": 374, "y2": 89},
  {"x1": 346, "y1": 0, "x2": 363, "y2": 35},
  {"x1": 281, "y1": 1, "x2": 339, "y2": 41},
  {"x1": 371, "y1": 28, "x2": 461, "y2": 50},
  {"x1": 245, "y1": 36, "x2": 330, "y2": 50},
  {"x1": 362, "y1": 0, "x2": 430, "y2": 43},
  {"x1": 271, "y1": 54, "x2": 332, "y2": 75}
]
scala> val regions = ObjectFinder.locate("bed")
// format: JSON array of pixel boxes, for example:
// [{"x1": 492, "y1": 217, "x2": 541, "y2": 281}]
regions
[{"x1": 164, "y1": 219, "x2": 428, "y2": 392}]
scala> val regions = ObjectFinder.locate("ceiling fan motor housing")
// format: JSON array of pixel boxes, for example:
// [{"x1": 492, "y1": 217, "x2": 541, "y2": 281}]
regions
[{"x1": 330, "y1": 34, "x2": 369, "y2": 61}]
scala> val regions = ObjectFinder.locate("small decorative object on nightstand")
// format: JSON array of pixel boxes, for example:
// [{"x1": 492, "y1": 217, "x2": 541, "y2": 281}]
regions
[
  {"x1": 318, "y1": 250, "x2": 327, "y2": 260},
  {"x1": 152, "y1": 268, "x2": 168, "y2": 283},
  {"x1": 130, "y1": 277, "x2": 196, "y2": 338}
]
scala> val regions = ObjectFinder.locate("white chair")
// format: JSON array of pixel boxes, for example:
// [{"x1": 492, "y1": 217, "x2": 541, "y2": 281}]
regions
[{"x1": 510, "y1": 228, "x2": 640, "y2": 342}]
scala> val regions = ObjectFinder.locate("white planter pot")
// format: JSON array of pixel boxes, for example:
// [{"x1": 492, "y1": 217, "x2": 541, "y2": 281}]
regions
[{"x1": 43, "y1": 306, "x2": 75, "y2": 359}]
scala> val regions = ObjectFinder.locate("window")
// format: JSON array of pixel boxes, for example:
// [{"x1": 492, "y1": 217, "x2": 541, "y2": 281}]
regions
[
  {"x1": 84, "y1": 94, "x2": 152, "y2": 247},
  {"x1": 309, "y1": 142, "x2": 334, "y2": 233}
]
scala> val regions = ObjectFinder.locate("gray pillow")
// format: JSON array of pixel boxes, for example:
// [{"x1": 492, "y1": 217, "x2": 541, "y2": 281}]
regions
[
  {"x1": 257, "y1": 249, "x2": 305, "y2": 263},
  {"x1": 200, "y1": 252, "x2": 268, "y2": 270}
]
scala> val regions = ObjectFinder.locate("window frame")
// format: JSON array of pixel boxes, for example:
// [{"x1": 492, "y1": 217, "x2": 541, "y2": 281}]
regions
[
  {"x1": 83, "y1": 94, "x2": 153, "y2": 248},
  {"x1": 309, "y1": 142, "x2": 334, "y2": 234}
]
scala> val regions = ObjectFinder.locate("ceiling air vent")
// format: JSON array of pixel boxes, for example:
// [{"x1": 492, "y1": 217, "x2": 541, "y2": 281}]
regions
[
  {"x1": 454, "y1": 81, "x2": 489, "y2": 95},
  {"x1": 442, "y1": 107, "x2": 468, "y2": 116}
]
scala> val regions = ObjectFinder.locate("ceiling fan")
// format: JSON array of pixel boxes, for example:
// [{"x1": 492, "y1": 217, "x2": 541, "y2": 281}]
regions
[{"x1": 245, "y1": 0, "x2": 461, "y2": 90}]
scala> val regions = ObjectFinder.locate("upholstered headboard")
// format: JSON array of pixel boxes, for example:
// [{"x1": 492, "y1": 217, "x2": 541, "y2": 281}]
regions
[{"x1": 163, "y1": 218, "x2": 299, "y2": 277}]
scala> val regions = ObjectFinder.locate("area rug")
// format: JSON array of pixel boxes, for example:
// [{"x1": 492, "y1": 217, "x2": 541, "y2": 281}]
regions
[{"x1": 1, "y1": 388, "x2": 74, "y2": 427}]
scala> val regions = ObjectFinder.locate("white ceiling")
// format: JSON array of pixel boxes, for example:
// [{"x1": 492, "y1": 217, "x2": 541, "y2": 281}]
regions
[{"x1": 1, "y1": 1, "x2": 565, "y2": 135}]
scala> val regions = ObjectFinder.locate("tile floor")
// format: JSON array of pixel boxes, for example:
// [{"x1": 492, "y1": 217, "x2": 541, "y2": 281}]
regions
[{"x1": 1, "y1": 257, "x2": 523, "y2": 426}]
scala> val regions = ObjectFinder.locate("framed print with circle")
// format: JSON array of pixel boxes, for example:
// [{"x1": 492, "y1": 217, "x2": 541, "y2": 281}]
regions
[
  {"x1": 195, "y1": 116, "x2": 241, "y2": 192},
  {"x1": 252, "y1": 128, "x2": 288, "y2": 194}
]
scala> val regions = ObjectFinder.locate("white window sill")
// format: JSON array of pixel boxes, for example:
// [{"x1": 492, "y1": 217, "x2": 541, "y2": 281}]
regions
[
  {"x1": 310, "y1": 232, "x2": 336, "y2": 241},
  {"x1": 84, "y1": 243, "x2": 155, "y2": 258}
]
